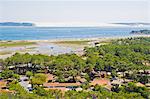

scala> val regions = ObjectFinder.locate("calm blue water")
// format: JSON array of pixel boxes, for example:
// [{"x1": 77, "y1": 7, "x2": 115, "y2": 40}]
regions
[{"x1": 0, "y1": 27, "x2": 149, "y2": 40}]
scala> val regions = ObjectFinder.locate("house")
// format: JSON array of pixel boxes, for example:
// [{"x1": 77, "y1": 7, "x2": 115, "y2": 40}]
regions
[
  {"x1": 0, "y1": 80, "x2": 15, "y2": 94},
  {"x1": 123, "y1": 79, "x2": 134, "y2": 83},
  {"x1": 0, "y1": 89, "x2": 15, "y2": 93},
  {"x1": 138, "y1": 70, "x2": 150, "y2": 75},
  {"x1": 43, "y1": 82, "x2": 81, "y2": 91},
  {"x1": 111, "y1": 78, "x2": 133, "y2": 86},
  {"x1": 90, "y1": 78, "x2": 110, "y2": 86},
  {"x1": 76, "y1": 76, "x2": 87, "y2": 83},
  {"x1": 0, "y1": 80, "x2": 7, "y2": 89},
  {"x1": 145, "y1": 83, "x2": 150, "y2": 88},
  {"x1": 46, "y1": 74, "x2": 54, "y2": 83},
  {"x1": 145, "y1": 70, "x2": 150, "y2": 75},
  {"x1": 107, "y1": 72, "x2": 111, "y2": 76},
  {"x1": 93, "y1": 71, "x2": 107, "y2": 78},
  {"x1": 117, "y1": 72, "x2": 124, "y2": 77},
  {"x1": 111, "y1": 79, "x2": 123, "y2": 86},
  {"x1": 75, "y1": 87, "x2": 83, "y2": 91},
  {"x1": 44, "y1": 87, "x2": 70, "y2": 92},
  {"x1": 100, "y1": 71, "x2": 107, "y2": 78},
  {"x1": 136, "y1": 82, "x2": 145, "y2": 87}
]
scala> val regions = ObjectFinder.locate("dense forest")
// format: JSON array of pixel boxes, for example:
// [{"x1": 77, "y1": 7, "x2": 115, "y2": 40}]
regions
[{"x1": 0, "y1": 37, "x2": 150, "y2": 99}]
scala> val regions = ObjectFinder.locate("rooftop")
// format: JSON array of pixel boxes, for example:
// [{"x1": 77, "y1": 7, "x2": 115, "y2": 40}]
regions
[
  {"x1": 0, "y1": 89, "x2": 15, "y2": 93},
  {"x1": 43, "y1": 82, "x2": 81, "y2": 87},
  {"x1": 0, "y1": 80, "x2": 7, "y2": 88},
  {"x1": 46, "y1": 74, "x2": 54, "y2": 82},
  {"x1": 136, "y1": 82, "x2": 145, "y2": 87},
  {"x1": 90, "y1": 78, "x2": 110, "y2": 86},
  {"x1": 44, "y1": 87, "x2": 70, "y2": 92}
]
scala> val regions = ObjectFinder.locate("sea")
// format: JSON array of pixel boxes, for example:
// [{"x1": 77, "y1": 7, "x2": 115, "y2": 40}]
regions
[{"x1": 0, "y1": 26, "x2": 150, "y2": 40}]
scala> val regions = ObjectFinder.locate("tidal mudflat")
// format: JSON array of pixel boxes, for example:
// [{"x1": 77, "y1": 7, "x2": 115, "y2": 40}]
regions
[{"x1": 0, "y1": 39, "x2": 94, "y2": 59}]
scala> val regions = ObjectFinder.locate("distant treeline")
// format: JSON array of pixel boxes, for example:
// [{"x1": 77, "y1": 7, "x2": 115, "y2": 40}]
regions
[
  {"x1": 130, "y1": 30, "x2": 150, "y2": 34},
  {"x1": 113, "y1": 23, "x2": 150, "y2": 25},
  {"x1": 0, "y1": 22, "x2": 35, "y2": 26}
]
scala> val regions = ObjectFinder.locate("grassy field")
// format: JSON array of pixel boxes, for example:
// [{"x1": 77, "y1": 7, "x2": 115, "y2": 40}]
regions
[
  {"x1": 52, "y1": 40, "x2": 90, "y2": 45},
  {"x1": 0, "y1": 41, "x2": 36, "y2": 47}
]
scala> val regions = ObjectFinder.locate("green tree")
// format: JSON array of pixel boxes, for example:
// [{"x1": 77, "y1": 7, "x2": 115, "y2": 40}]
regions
[
  {"x1": 31, "y1": 73, "x2": 46, "y2": 85},
  {"x1": 26, "y1": 71, "x2": 33, "y2": 78},
  {"x1": 0, "y1": 70, "x2": 14, "y2": 79}
]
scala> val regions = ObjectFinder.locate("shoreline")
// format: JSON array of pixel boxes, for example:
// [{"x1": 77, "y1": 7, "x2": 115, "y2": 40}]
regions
[
  {"x1": 0, "y1": 35, "x2": 150, "y2": 59},
  {"x1": 1, "y1": 34, "x2": 150, "y2": 42}
]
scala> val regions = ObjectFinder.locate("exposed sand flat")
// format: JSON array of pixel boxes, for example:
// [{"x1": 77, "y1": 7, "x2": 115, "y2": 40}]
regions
[
  {"x1": 0, "y1": 39, "x2": 92, "y2": 59},
  {"x1": 0, "y1": 35, "x2": 150, "y2": 59}
]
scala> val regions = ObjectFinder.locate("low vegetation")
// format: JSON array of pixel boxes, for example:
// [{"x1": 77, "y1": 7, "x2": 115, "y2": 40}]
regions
[
  {"x1": 0, "y1": 41, "x2": 36, "y2": 47},
  {"x1": 52, "y1": 40, "x2": 90, "y2": 45},
  {"x1": 0, "y1": 51, "x2": 12, "y2": 55}
]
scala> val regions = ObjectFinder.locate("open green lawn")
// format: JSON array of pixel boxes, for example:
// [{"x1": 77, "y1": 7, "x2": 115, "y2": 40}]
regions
[{"x1": 0, "y1": 41, "x2": 36, "y2": 47}]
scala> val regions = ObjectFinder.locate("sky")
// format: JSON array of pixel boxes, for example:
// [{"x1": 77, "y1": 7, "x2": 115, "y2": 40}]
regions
[{"x1": 0, "y1": 0, "x2": 149, "y2": 26}]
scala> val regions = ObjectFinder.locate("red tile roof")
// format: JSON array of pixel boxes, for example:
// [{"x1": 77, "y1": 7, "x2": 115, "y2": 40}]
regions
[
  {"x1": 46, "y1": 74, "x2": 54, "y2": 82},
  {"x1": 43, "y1": 82, "x2": 81, "y2": 87},
  {"x1": 0, "y1": 89, "x2": 15, "y2": 93},
  {"x1": 0, "y1": 80, "x2": 7, "y2": 88},
  {"x1": 90, "y1": 78, "x2": 110, "y2": 86},
  {"x1": 44, "y1": 87, "x2": 70, "y2": 92}
]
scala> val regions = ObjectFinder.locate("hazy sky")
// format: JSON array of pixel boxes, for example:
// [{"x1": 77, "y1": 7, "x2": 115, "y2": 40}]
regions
[{"x1": 0, "y1": 0, "x2": 149, "y2": 26}]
